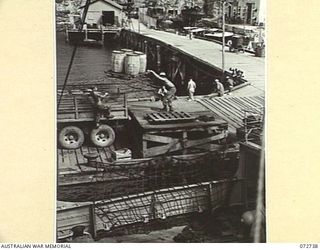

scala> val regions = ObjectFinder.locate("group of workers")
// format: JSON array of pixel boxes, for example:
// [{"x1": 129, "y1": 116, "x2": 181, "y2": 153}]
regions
[
  {"x1": 84, "y1": 70, "x2": 237, "y2": 126},
  {"x1": 147, "y1": 70, "x2": 236, "y2": 111}
]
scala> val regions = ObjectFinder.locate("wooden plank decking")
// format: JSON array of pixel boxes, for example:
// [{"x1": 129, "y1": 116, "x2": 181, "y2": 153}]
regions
[{"x1": 58, "y1": 145, "x2": 115, "y2": 175}]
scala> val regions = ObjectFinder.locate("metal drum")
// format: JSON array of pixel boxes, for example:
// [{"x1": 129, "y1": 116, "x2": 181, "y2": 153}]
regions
[
  {"x1": 124, "y1": 53, "x2": 140, "y2": 76},
  {"x1": 111, "y1": 50, "x2": 126, "y2": 73},
  {"x1": 134, "y1": 51, "x2": 147, "y2": 73}
]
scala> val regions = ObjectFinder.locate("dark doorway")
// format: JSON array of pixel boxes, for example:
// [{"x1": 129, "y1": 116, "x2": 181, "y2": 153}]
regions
[{"x1": 102, "y1": 11, "x2": 115, "y2": 25}]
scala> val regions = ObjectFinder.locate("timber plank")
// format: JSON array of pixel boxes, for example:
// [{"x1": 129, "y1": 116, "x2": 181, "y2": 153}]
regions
[{"x1": 143, "y1": 133, "x2": 174, "y2": 144}]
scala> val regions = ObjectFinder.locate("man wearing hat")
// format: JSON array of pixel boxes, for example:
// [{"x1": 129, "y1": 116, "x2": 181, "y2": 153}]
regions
[{"x1": 147, "y1": 70, "x2": 177, "y2": 111}]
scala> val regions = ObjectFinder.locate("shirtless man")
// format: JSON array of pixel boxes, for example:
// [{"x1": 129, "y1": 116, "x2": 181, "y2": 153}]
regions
[{"x1": 147, "y1": 70, "x2": 177, "y2": 111}]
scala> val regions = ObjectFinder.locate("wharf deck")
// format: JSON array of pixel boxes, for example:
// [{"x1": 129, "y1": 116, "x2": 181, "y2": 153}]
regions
[
  {"x1": 58, "y1": 145, "x2": 115, "y2": 175},
  {"x1": 129, "y1": 21, "x2": 265, "y2": 97}
]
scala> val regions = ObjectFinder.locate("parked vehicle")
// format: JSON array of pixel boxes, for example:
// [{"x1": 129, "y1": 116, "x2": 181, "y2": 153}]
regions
[{"x1": 57, "y1": 92, "x2": 128, "y2": 149}]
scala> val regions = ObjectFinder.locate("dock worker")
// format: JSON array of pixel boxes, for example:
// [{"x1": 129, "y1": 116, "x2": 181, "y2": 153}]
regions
[
  {"x1": 213, "y1": 79, "x2": 225, "y2": 97},
  {"x1": 187, "y1": 78, "x2": 196, "y2": 101},
  {"x1": 147, "y1": 70, "x2": 177, "y2": 111},
  {"x1": 85, "y1": 87, "x2": 113, "y2": 127},
  {"x1": 225, "y1": 76, "x2": 234, "y2": 91}
]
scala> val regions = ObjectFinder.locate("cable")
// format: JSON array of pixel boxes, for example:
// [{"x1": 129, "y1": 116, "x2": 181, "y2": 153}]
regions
[{"x1": 57, "y1": 0, "x2": 91, "y2": 109}]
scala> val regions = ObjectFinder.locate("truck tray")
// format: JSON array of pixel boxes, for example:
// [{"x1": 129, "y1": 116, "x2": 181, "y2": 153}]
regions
[{"x1": 58, "y1": 94, "x2": 128, "y2": 123}]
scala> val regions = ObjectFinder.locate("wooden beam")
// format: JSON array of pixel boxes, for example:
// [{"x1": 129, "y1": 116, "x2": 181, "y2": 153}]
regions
[
  {"x1": 172, "y1": 60, "x2": 182, "y2": 81},
  {"x1": 144, "y1": 138, "x2": 180, "y2": 157},
  {"x1": 156, "y1": 45, "x2": 161, "y2": 72},
  {"x1": 143, "y1": 133, "x2": 175, "y2": 144},
  {"x1": 144, "y1": 131, "x2": 226, "y2": 157}
]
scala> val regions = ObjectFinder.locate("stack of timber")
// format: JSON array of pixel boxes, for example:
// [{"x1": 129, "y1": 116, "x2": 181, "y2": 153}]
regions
[
  {"x1": 196, "y1": 96, "x2": 264, "y2": 131},
  {"x1": 57, "y1": 178, "x2": 238, "y2": 240}
]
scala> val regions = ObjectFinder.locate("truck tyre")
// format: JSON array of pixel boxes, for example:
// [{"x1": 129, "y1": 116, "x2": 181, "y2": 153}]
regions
[
  {"x1": 59, "y1": 126, "x2": 85, "y2": 149},
  {"x1": 90, "y1": 125, "x2": 115, "y2": 147}
]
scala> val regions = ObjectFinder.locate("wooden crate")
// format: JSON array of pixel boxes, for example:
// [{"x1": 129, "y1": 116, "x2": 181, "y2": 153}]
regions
[{"x1": 111, "y1": 148, "x2": 132, "y2": 161}]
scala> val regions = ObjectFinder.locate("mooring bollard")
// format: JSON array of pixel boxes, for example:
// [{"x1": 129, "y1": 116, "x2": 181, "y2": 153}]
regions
[{"x1": 83, "y1": 153, "x2": 99, "y2": 168}]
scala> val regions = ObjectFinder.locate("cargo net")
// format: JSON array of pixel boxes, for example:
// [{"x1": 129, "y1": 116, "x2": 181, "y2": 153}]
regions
[
  {"x1": 65, "y1": 150, "x2": 239, "y2": 202},
  {"x1": 94, "y1": 179, "x2": 236, "y2": 233}
]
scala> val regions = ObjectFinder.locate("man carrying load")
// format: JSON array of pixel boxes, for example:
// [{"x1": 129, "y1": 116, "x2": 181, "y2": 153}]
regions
[{"x1": 147, "y1": 70, "x2": 177, "y2": 112}]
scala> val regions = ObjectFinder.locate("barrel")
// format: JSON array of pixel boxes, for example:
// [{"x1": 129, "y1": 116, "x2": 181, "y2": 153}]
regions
[
  {"x1": 111, "y1": 50, "x2": 126, "y2": 73},
  {"x1": 121, "y1": 48, "x2": 133, "y2": 54},
  {"x1": 255, "y1": 46, "x2": 265, "y2": 57},
  {"x1": 134, "y1": 51, "x2": 147, "y2": 73},
  {"x1": 124, "y1": 53, "x2": 140, "y2": 76}
]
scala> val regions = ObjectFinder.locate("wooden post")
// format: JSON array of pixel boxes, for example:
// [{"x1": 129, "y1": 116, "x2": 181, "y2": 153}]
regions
[
  {"x1": 156, "y1": 45, "x2": 161, "y2": 72},
  {"x1": 101, "y1": 29, "x2": 104, "y2": 46},
  {"x1": 180, "y1": 60, "x2": 186, "y2": 86},
  {"x1": 125, "y1": 32, "x2": 129, "y2": 47},
  {"x1": 144, "y1": 40, "x2": 148, "y2": 54},
  {"x1": 84, "y1": 28, "x2": 88, "y2": 41},
  {"x1": 194, "y1": 67, "x2": 199, "y2": 83},
  {"x1": 90, "y1": 203, "x2": 97, "y2": 239},
  {"x1": 142, "y1": 140, "x2": 147, "y2": 158},
  {"x1": 65, "y1": 26, "x2": 69, "y2": 43},
  {"x1": 182, "y1": 131, "x2": 187, "y2": 155}
]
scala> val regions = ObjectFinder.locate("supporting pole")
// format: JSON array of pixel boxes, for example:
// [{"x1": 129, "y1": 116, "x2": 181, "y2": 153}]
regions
[
  {"x1": 222, "y1": 1, "x2": 226, "y2": 77},
  {"x1": 65, "y1": 26, "x2": 69, "y2": 43},
  {"x1": 156, "y1": 45, "x2": 161, "y2": 72},
  {"x1": 101, "y1": 28, "x2": 104, "y2": 46},
  {"x1": 85, "y1": 29, "x2": 88, "y2": 40},
  {"x1": 144, "y1": 40, "x2": 148, "y2": 54},
  {"x1": 138, "y1": 8, "x2": 141, "y2": 33}
]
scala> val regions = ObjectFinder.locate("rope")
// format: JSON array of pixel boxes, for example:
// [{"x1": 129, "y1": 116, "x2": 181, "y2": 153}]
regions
[{"x1": 57, "y1": 0, "x2": 91, "y2": 109}]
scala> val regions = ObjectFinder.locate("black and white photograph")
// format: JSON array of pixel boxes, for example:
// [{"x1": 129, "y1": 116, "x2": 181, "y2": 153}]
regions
[{"x1": 55, "y1": 0, "x2": 266, "y2": 243}]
